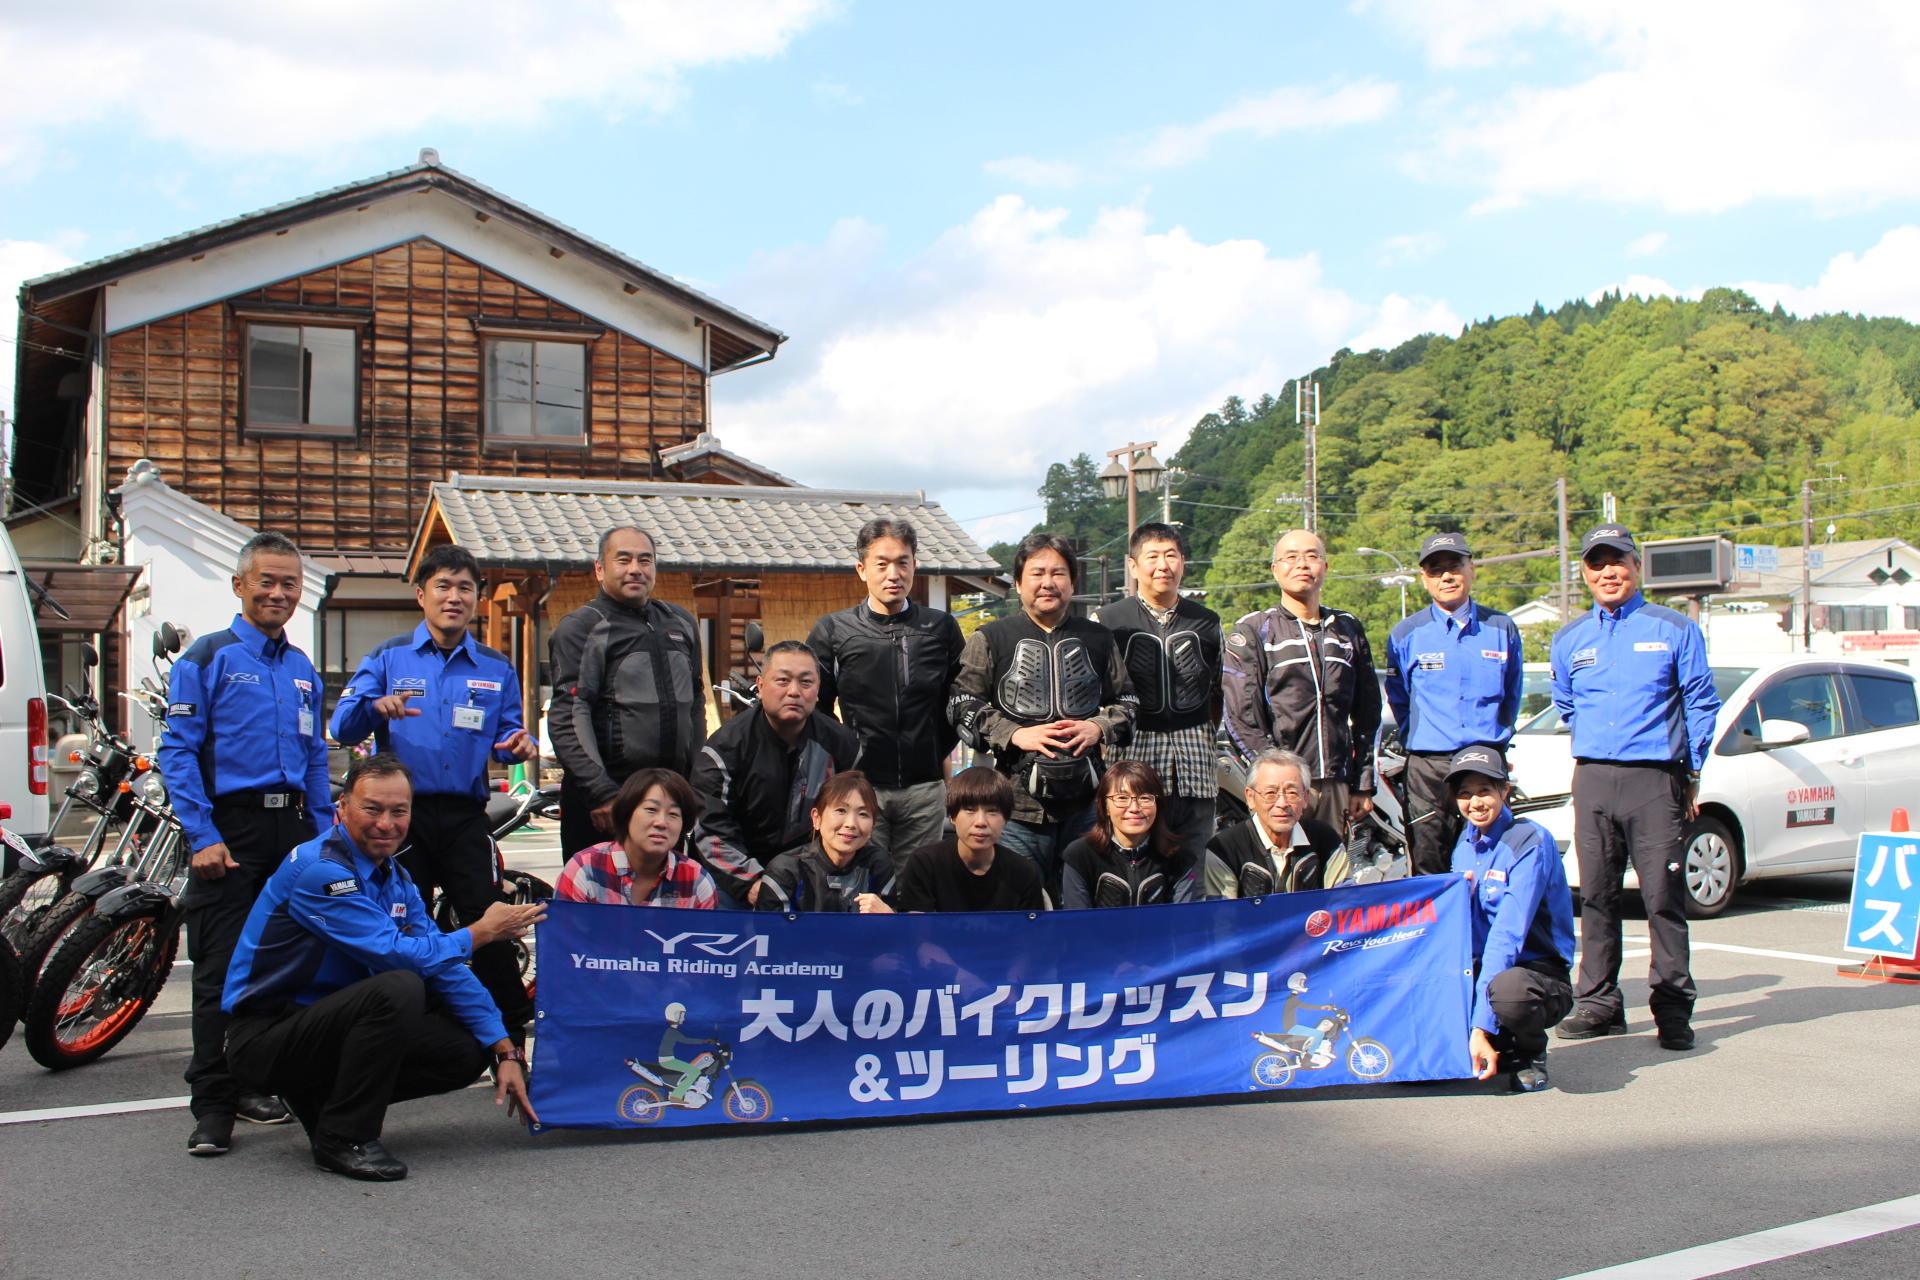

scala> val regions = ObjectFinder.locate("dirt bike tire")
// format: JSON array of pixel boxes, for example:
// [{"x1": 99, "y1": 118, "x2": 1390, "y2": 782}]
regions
[
  {"x1": 23, "y1": 905, "x2": 179, "y2": 1070},
  {"x1": 0, "y1": 941, "x2": 19, "y2": 1052},
  {"x1": 14, "y1": 891, "x2": 95, "y2": 1016},
  {"x1": 0, "y1": 865, "x2": 73, "y2": 951},
  {"x1": 616, "y1": 1083, "x2": 666, "y2": 1124},
  {"x1": 723, "y1": 1080, "x2": 774, "y2": 1122},
  {"x1": 1249, "y1": 1051, "x2": 1294, "y2": 1089},
  {"x1": 1346, "y1": 1037, "x2": 1394, "y2": 1080}
]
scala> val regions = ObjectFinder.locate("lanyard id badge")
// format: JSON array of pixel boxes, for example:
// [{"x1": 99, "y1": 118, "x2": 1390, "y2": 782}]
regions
[{"x1": 453, "y1": 704, "x2": 486, "y2": 731}]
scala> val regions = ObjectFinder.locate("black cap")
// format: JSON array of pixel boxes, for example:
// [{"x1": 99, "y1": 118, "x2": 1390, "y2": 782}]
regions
[
  {"x1": 1445, "y1": 745, "x2": 1509, "y2": 786},
  {"x1": 1581, "y1": 524, "x2": 1638, "y2": 560},
  {"x1": 1418, "y1": 532, "x2": 1473, "y2": 565}
]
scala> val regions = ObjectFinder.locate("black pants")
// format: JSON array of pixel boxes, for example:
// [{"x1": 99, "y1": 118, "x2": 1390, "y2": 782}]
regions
[
  {"x1": 1485, "y1": 961, "x2": 1574, "y2": 1058},
  {"x1": 403, "y1": 793, "x2": 529, "y2": 1035},
  {"x1": 227, "y1": 970, "x2": 490, "y2": 1146},
  {"x1": 1161, "y1": 795, "x2": 1218, "y2": 865},
  {"x1": 1404, "y1": 751, "x2": 1463, "y2": 878},
  {"x1": 183, "y1": 800, "x2": 314, "y2": 1119},
  {"x1": 560, "y1": 775, "x2": 616, "y2": 859},
  {"x1": 1572, "y1": 761, "x2": 1696, "y2": 1021}
]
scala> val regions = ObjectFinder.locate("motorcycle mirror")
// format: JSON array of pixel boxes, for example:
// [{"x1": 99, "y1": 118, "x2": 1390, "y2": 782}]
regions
[
  {"x1": 156, "y1": 621, "x2": 185, "y2": 657},
  {"x1": 743, "y1": 621, "x2": 765, "y2": 655},
  {"x1": 81, "y1": 643, "x2": 99, "y2": 670}
]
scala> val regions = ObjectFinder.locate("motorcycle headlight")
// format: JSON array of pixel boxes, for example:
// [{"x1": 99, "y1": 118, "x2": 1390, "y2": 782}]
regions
[
  {"x1": 139, "y1": 772, "x2": 168, "y2": 804},
  {"x1": 72, "y1": 768, "x2": 103, "y2": 800}
]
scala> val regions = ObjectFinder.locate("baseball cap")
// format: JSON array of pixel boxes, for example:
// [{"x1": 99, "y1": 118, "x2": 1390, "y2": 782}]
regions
[
  {"x1": 1581, "y1": 524, "x2": 1638, "y2": 560},
  {"x1": 1417, "y1": 532, "x2": 1473, "y2": 565},
  {"x1": 1445, "y1": 745, "x2": 1509, "y2": 786}
]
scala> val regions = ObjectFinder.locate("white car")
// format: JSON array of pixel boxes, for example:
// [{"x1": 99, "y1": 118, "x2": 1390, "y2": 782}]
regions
[{"x1": 1505, "y1": 657, "x2": 1920, "y2": 917}]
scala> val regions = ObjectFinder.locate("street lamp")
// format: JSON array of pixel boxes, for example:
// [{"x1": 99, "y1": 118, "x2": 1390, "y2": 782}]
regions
[
  {"x1": 1356, "y1": 546, "x2": 1412, "y2": 619},
  {"x1": 1102, "y1": 441, "x2": 1166, "y2": 594}
]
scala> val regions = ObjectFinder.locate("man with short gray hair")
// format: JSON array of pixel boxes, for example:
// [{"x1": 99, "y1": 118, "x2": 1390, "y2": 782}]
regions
[
  {"x1": 1204, "y1": 747, "x2": 1343, "y2": 897},
  {"x1": 548, "y1": 525, "x2": 705, "y2": 856}
]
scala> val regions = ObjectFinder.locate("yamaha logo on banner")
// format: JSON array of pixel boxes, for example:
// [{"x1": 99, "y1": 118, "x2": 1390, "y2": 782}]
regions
[{"x1": 528, "y1": 876, "x2": 1475, "y2": 1130}]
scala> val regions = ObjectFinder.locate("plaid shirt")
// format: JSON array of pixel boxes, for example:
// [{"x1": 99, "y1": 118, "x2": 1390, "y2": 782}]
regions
[
  {"x1": 555, "y1": 842, "x2": 719, "y2": 909},
  {"x1": 1115, "y1": 720, "x2": 1217, "y2": 799}
]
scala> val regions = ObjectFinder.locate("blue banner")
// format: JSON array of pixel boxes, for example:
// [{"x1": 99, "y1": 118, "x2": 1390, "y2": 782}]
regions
[{"x1": 527, "y1": 874, "x2": 1474, "y2": 1131}]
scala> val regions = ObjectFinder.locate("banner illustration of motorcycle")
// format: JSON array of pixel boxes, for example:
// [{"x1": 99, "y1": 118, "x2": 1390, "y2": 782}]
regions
[{"x1": 527, "y1": 874, "x2": 1473, "y2": 1131}]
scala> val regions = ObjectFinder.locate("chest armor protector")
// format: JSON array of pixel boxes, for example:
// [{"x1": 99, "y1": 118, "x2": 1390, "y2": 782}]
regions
[
  {"x1": 997, "y1": 635, "x2": 1103, "y2": 722},
  {"x1": 1124, "y1": 629, "x2": 1210, "y2": 718}
]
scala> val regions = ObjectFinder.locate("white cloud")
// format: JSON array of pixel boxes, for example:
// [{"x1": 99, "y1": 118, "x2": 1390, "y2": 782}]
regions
[
  {"x1": 1585, "y1": 275, "x2": 1689, "y2": 304},
  {"x1": 1379, "y1": 231, "x2": 1444, "y2": 266},
  {"x1": 1625, "y1": 231, "x2": 1668, "y2": 259},
  {"x1": 1738, "y1": 226, "x2": 1920, "y2": 321},
  {"x1": 982, "y1": 156, "x2": 1088, "y2": 189},
  {"x1": 1373, "y1": 0, "x2": 1920, "y2": 213},
  {"x1": 1, "y1": 237, "x2": 85, "y2": 416},
  {"x1": 710, "y1": 198, "x2": 1457, "y2": 521},
  {"x1": 1135, "y1": 80, "x2": 1400, "y2": 168},
  {"x1": 0, "y1": 0, "x2": 836, "y2": 166}
]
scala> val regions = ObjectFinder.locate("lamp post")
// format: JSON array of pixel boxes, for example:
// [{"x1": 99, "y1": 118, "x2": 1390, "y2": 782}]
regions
[
  {"x1": 1100, "y1": 440, "x2": 1166, "y2": 595},
  {"x1": 1356, "y1": 546, "x2": 1412, "y2": 619}
]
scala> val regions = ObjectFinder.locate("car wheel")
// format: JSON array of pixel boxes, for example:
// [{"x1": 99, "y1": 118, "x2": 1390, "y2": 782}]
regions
[{"x1": 1680, "y1": 815, "x2": 1740, "y2": 919}]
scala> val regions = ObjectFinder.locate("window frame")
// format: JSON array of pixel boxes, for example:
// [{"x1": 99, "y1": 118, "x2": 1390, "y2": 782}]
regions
[
  {"x1": 478, "y1": 326, "x2": 598, "y2": 453},
  {"x1": 236, "y1": 313, "x2": 366, "y2": 440}
]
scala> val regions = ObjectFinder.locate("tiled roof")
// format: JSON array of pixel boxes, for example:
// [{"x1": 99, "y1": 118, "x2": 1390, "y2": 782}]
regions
[{"x1": 426, "y1": 474, "x2": 1001, "y2": 575}]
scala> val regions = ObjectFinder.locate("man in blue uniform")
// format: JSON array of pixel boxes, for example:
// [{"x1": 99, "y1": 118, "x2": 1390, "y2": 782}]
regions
[
  {"x1": 1550, "y1": 525, "x2": 1720, "y2": 1050},
  {"x1": 160, "y1": 531, "x2": 336, "y2": 1156},
  {"x1": 1385, "y1": 532, "x2": 1524, "y2": 876},
  {"x1": 330, "y1": 544, "x2": 538, "y2": 1040},
  {"x1": 224, "y1": 753, "x2": 543, "y2": 1181},
  {"x1": 1447, "y1": 746, "x2": 1575, "y2": 1093}
]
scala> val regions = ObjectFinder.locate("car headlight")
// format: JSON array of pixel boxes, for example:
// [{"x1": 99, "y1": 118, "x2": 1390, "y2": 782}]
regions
[
  {"x1": 139, "y1": 772, "x2": 168, "y2": 804},
  {"x1": 71, "y1": 768, "x2": 103, "y2": 800}
]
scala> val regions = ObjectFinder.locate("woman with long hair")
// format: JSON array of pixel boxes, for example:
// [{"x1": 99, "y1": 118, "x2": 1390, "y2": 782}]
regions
[{"x1": 1059, "y1": 761, "x2": 1201, "y2": 908}]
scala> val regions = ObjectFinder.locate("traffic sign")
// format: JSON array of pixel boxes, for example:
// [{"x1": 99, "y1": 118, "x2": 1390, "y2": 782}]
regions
[
  {"x1": 1843, "y1": 831, "x2": 1920, "y2": 960},
  {"x1": 1735, "y1": 544, "x2": 1779, "y2": 573}
]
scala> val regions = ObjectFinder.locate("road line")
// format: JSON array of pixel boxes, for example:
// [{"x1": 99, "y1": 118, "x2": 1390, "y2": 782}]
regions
[
  {"x1": 1559, "y1": 1192, "x2": 1920, "y2": 1278},
  {"x1": 1619, "y1": 937, "x2": 1850, "y2": 966},
  {"x1": 0, "y1": 1095, "x2": 190, "y2": 1126}
]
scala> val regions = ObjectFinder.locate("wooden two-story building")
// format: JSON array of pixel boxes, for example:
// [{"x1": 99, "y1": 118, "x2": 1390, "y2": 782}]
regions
[{"x1": 9, "y1": 152, "x2": 998, "y2": 743}]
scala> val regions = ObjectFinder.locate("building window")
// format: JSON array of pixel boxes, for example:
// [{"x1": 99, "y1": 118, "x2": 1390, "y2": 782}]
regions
[
  {"x1": 485, "y1": 339, "x2": 586, "y2": 444},
  {"x1": 1905, "y1": 605, "x2": 1920, "y2": 631},
  {"x1": 245, "y1": 323, "x2": 358, "y2": 434},
  {"x1": 1828, "y1": 604, "x2": 1888, "y2": 633}
]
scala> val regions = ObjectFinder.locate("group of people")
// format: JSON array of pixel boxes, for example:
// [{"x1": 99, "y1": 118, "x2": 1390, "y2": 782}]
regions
[{"x1": 158, "y1": 506, "x2": 1717, "y2": 1179}]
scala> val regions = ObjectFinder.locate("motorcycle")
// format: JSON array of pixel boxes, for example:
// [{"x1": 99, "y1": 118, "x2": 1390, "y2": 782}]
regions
[
  {"x1": 1248, "y1": 1007, "x2": 1394, "y2": 1088},
  {"x1": 617, "y1": 1043, "x2": 774, "y2": 1123},
  {"x1": 431, "y1": 780, "x2": 560, "y2": 992}
]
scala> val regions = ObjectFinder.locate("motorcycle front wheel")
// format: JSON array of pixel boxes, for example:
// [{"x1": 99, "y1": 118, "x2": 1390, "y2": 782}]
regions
[
  {"x1": 723, "y1": 1080, "x2": 774, "y2": 1122},
  {"x1": 24, "y1": 906, "x2": 178, "y2": 1069},
  {"x1": 1250, "y1": 1051, "x2": 1295, "y2": 1089},
  {"x1": 0, "y1": 865, "x2": 75, "y2": 952},
  {"x1": 1346, "y1": 1037, "x2": 1394, "y2": 1079},
  {"x1": 14, "y1": 891, "x2": 95, "y2": 1014},
  {"x1": 616, "y1": 1083, "x2": 667, "y2": 1124}
]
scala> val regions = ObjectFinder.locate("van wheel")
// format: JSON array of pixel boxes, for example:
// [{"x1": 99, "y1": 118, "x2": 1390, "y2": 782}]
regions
[{"x1": 1681, "y1": 816, "x2": 1740, "y2": 919}]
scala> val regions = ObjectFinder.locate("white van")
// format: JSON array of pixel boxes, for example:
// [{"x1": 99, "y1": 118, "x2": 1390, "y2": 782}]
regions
[{"x1": 0, "y1": 523, "x2": 50, "y2": 844}]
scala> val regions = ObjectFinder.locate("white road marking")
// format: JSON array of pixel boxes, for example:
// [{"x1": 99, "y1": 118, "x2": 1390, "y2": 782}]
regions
[
  {"x1": 1616, "y1": 937, "x2": 1852, "y2": 966},
  {"x1": 1558, "y1": 1192, "x2": 1920, "y2": 1278},
  {"x1": 0, "y1": 1095, "x2": 189, "y2": 1126}
]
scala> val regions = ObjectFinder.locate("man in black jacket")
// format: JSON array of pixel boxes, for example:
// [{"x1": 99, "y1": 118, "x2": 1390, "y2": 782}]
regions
[
  {"x1": 548, "y1": 526, "x2": 706, "y2": 856},
  {"x1": 948, "y1": 532, "x2": 1136, "y2": 893},
  {"x1": 1099, "y1": 522, "x2": 1222, "y2": 859},
  {"x1": 807, "y1": 518, "x2": 965, "y2": 864},
  {"x1": 1205, "y1": 747, "x2": 1345, "y2": 896},
  {"x1": 1222, "y1": 528, "x2": 1381, "y2": 836},
  {"x1": 691, "y1": 642, "x2": 861, "y2": 904}
]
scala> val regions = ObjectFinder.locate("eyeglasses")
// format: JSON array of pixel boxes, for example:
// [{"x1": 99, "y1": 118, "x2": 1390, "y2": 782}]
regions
[
  {"x1": 1107, "y1": 794, "x2": 1159, "y2": 810},
  {"x1": 1271, "y1": 552, "x2": 1326, "y2": 568},
  {"x1": 1250, "y1": 786, "x2": 1307, "y2": 806}
]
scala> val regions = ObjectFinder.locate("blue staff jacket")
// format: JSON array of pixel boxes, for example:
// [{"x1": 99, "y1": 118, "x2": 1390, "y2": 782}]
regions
[
  {"x1": 1451, "y1": 810, "x2": 1575, "y2": 1035},
  {"x1": 1549, "y1": 593, "x2": 1720, "y2": 769},
  {"x1": 329, "y1": 624, "x2": 530, "y2": 801},
  {"x1": 1384, "y1": 601, "x2": 1523, "y2": 751},
  {"x1": 158, "y1": 614, "x2": 335, "y2": 852},
  {"x1": 222, "y1": 825, "x2": 508, "y2": 1046}
]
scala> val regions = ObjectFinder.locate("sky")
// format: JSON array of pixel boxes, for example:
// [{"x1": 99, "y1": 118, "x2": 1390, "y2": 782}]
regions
[{"x1": 7, "y1": 0, "x2": 1920, "y2": 547}]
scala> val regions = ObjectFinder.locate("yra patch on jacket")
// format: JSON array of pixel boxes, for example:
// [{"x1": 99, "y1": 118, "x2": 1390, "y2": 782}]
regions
[{"x1": 323, "y1": 878, "x2": 359, "y2": 896}]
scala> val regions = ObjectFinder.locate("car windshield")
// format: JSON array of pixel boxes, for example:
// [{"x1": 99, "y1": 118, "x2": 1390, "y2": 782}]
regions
[{"x1": 1517, "y1": 665, "x2": 1757, "y2": 734}]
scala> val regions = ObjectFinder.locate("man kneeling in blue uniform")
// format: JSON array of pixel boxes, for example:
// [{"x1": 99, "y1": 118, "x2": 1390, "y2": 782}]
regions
[
  {"x1": 223, "y1": 753, "x2": 545, "y2": 1180},
  {"x1": 1448, "y1": 746, "x2": 1575, "y2": 1093}
]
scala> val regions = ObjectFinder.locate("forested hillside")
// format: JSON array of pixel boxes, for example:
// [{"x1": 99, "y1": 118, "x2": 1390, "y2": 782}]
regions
[{"x1": 993, "y1": 288, "x2": 1920, "y2": 643}]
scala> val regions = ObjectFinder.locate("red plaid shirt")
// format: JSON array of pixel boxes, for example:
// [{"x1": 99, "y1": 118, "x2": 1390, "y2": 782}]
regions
[{"x1": 555, "y1": 842, "x2": 719, "y2": 909}]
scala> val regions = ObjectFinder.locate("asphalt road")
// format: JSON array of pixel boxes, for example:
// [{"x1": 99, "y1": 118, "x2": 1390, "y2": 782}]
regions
[{"x1": 2, "y1": 834, "x2": 1915, "y2": 1280}]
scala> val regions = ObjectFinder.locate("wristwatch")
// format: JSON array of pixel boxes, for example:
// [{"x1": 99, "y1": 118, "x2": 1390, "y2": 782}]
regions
[{"x1": 494, "y1": 1048, "x2": 528, "y2": 1068}]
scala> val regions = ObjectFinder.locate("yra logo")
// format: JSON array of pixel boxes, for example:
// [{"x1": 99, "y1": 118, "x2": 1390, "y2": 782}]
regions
[
  {"x1": 643, "y1": 930, "x2": 771, "y2": 958},
  {"x1": 1304, "y1": 910, "x2": 1333, "y2": 938}
]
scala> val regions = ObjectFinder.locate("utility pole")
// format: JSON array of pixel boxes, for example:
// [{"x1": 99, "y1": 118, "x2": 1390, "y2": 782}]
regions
[
  {"x1": 1801, "y1": 479, "x2": 1813, "y2": 653},
  {"x1": 1555, "y1": 477, "x2": 1570, "y2": 623},
  {"x1": 1295, "y1": 379, "x2": 1320, "y2": 532}
]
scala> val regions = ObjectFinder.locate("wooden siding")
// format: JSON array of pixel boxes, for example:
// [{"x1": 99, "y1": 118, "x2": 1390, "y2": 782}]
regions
[{"x1": 102, "y1": 239, "x2": 708, "y2": 555}]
